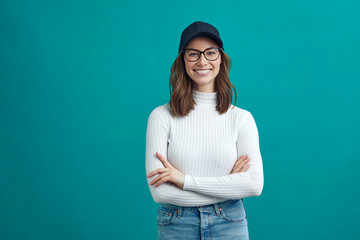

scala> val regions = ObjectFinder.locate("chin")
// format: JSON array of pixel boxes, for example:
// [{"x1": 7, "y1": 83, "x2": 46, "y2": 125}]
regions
[{"x1": 194, "y1": 79, "x2": 214, "y2": 86}]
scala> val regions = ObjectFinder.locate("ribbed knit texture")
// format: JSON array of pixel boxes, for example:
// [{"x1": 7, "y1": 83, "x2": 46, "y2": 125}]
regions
[{"x1": 145, "y1": 90, "x2": 264, "y2": 207}]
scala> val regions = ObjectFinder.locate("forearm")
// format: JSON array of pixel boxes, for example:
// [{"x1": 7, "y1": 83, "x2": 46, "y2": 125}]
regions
[
  {"x1": 183, "y1": 167, "x2": 263, "y2": 199},
  {"x1": 147, "y1": 176, "x2": 227, "y2": 206}
]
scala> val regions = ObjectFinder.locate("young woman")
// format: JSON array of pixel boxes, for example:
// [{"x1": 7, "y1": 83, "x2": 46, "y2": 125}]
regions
[{"x1": 145, "y1": 21, "x2": 264, "y2": 240}]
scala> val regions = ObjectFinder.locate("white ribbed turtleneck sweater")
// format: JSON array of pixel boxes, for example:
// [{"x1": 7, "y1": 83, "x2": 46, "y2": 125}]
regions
[{"x1": 145, "y1": 90, "x2": 264, "y2": 207}]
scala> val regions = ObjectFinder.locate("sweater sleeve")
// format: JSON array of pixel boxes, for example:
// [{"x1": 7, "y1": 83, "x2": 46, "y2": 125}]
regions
[
  {"x1": 182, "y1": 111, "x2": 264, "y2": 199},
  {"x1": 145, "y1": 108, "x2": 227, "y2": 206}
]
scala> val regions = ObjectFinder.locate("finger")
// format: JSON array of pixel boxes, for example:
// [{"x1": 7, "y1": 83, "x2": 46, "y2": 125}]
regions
[
  {"x1": 150, "y1": 171, "x2": 170, "y2": 185},
  {"x1": 232, "y1": 155, "x2": 249, "y2": 171},
  {"x1": 147, "y1": 168, "x2": 163, "y2": 178},
  {"x1": 237, "y1": 158, "x2": 250, "y2": 172},
  {"x1": 156, "y1": 152, "x2": 172, "y2": 168},
  {"x1": 233, "y1": 158, "x2": 250, "y2": 173},
  {"x1": 231, "y1": 156, "x2": 246, "y2": 173},
  {"x1": 147, "y1": 168, "x2": 167, "y2": 178},
  {"x1": 235, "y1": 155, "x2": 248, "y2": 164},
  {"x1": 155, "y1": 175, "x2": 172, "y2": 187},
  {"x1": 236, "y1": 155, "x2": 245, "y2": 161},
  {"x1": 240, "y1": 164, "x2": 250, "y2": 173},
  {"x1": 242, "y1": 154, "x2": 248, "y2": 161}
]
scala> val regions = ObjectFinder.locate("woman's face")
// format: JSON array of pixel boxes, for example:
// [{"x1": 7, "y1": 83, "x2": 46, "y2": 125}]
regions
[{"x1": 183, "y1": 37, "x2": 222, "y2": 92}]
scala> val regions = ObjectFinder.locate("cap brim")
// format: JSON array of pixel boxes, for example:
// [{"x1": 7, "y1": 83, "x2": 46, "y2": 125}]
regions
[{"x1": 180, "y1": 32, "x2": 223, "y2": 51}]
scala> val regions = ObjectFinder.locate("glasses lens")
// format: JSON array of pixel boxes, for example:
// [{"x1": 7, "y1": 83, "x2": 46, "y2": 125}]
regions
[
  {"x1": 185, "y1": 50, "x2": 200, "y2": 61},
  {"x1": 205, "y1": 48, "x2": 220, "y2": 61}
]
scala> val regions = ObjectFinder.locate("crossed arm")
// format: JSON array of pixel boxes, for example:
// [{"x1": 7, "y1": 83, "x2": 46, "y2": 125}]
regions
[
  {"x1": 148, "y1": 153, "x2": 251, "y2": 191},
  {"x1": 145, "y1": 109, "x2": 264, "y2": 206}
]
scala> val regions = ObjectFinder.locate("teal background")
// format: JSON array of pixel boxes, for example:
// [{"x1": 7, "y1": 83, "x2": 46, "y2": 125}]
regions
[{"x1": 1, "y1": 0, "x2": 359, "y2": 239}]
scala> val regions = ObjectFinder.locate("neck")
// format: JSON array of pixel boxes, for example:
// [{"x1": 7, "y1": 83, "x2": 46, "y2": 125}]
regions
[{"x1": 192, "y1": 89, "x2": 218, "y2": 105}]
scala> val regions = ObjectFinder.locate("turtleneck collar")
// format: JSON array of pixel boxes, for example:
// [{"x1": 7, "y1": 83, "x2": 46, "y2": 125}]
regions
[{"x1": 192, "y1": 89, "x2": 218, "y2": 105}]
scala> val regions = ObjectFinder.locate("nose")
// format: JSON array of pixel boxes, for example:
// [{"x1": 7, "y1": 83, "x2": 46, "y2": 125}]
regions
[{"x1": 197, "y1": 52, "x2": 207, "y2": 65}]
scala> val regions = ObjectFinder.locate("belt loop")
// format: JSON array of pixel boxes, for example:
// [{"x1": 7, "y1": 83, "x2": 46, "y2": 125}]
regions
[
  {"x1": 213, "y1": 203, "x2": 221, "y2": 216},
  {"x1": 177, "y1": 207, "x2": 182, "y2": 218}
]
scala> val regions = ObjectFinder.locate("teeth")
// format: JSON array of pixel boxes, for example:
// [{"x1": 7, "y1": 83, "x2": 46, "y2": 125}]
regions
[{"x1": 195, "y1": 69, "x2": 211, "y2": 73}]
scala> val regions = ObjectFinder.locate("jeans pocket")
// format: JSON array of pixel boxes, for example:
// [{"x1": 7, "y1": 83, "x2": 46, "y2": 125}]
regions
[
  {"x1": 219, "y1": 200, "x2": 246, "y2": 223},
  {"x1": 157, "y1": 206, "x2": 177, "y2": 226}
]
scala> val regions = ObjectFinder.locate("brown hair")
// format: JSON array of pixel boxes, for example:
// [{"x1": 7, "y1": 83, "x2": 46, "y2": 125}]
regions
[{"x1": 169, "y1": 49, "x2": 237, "y2": 117}]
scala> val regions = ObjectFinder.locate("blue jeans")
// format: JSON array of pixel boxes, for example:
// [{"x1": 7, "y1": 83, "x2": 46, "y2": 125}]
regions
[{"x1": 157, "y1": 199, "x2": 249, "y2": 240}]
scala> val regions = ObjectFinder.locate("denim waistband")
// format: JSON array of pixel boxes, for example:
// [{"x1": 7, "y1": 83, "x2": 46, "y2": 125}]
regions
[{"x1": 159, "y1": 199, "x2": 242, "y2": 217}]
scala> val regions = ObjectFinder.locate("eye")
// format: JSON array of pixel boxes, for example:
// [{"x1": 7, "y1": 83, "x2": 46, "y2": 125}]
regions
[
  {"x1": 189, "y1": 52, "x2": 199, "y2": 56},
  {"x1": 185, "y1": 50, "x2": 200, "y2": 59},
  {"x1": 206, "y1": 48, "x2": 218, "y2": 55}
]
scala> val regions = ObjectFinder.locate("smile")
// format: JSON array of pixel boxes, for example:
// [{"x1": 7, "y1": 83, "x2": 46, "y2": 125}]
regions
[{"x1": 194, "y1": 69, "x2": 211, "y2": 74}]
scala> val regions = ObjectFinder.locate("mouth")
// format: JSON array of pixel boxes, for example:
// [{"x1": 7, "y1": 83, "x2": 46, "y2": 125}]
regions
[{"x1": 193, "y1": 69, "x2": 212, "y2": 75}]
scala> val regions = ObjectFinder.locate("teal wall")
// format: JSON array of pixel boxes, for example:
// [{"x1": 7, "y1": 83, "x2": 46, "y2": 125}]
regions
[{"x1": 1, "y1": 0, "x2": 359, "y2": 239}]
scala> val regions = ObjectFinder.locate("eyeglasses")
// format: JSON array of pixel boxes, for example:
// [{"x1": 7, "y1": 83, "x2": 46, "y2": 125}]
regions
[{"x1": 183, "y1": 47, "x2": 222, "y2": 62}]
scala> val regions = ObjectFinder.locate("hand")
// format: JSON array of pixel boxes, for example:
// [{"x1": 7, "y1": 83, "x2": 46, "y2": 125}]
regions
[
  {"x1": 147, "y1": 152, "x2": 185, "y2": 189},
  {"x1": 231, "y1": 155, "x2": 250, "y2": 174}
]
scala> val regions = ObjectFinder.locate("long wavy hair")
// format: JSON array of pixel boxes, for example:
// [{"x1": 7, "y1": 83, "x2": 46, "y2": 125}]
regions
[{"x1": 169, "y1": 48, "x2": 237, "y2": 117}]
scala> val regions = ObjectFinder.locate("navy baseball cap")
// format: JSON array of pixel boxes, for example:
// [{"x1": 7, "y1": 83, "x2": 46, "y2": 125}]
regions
[{"x1": 178, "y1": 21, "x2": 223, "y2": 53}]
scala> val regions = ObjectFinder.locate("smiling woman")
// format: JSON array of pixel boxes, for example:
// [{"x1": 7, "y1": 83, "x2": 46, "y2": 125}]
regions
[{"x1": 145, "y1": 21, "x2": 264, "y2": 240}]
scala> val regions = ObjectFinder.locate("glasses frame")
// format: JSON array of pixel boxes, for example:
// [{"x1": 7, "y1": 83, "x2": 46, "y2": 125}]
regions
[{"x1": 182, "y1": 47, "x2": 223, "y2": 62}]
